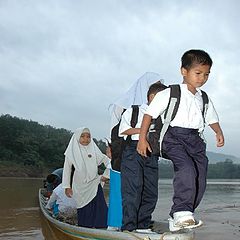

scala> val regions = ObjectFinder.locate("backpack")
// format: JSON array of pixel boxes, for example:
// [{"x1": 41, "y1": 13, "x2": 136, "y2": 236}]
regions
[
  {"x1": 110, "y1": 105, "x2": 139, "y2": 172},
  {"x1": 148, "y1": 84, "x2": 209, "y2": 157}
]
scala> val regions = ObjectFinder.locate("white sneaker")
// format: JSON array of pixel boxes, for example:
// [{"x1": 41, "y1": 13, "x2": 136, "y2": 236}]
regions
[
  {"x1": 168, "y1": 217, "x2": 203, "y2": 232},
  {"x1": 173, "y1": 211, "x2": 195, "y2": 227},
  {"x1": 107, "y1": 226, "x2": 119, "y2": 231},
  {"x1": 135, "y1": 228, "x2": 155, "y2": 234}
]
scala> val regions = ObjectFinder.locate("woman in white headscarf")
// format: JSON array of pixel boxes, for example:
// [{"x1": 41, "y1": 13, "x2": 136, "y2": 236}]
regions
[{"x1": 62, "y1": 127, "x2": 111, "y2": 228}]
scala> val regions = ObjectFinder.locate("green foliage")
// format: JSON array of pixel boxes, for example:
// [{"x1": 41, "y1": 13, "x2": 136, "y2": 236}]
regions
[
  {"x1": 207, "y1": 159, "x2": 240, "y2": 179},
  {"x1": 1, "y1": 114, "x2": 239, "y2": 179},
  {"x1": 0, "y1": 114, "x2": 107, "y2": 176},
  {"x1": 158, "y1": 159, "x2": 240, "y2": 179}
]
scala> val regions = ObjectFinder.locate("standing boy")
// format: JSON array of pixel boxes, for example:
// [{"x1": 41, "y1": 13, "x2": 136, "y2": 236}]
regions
[
  {"x1": 119, "y1": 81, "x2": 166, "y2": 232},
  {"x1": 137, "y1": 49, "x2": 224, "y2": 231}
]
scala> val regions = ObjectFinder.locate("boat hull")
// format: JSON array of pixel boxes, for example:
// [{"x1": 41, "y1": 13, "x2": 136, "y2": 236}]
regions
[{"x1": 39, "y1": 188, "x2": 195, "y2": 240}]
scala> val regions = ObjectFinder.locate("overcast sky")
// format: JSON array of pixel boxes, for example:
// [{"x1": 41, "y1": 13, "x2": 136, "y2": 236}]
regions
[{"x1": 0, "y1": 0, "x2": 239, "y2": 158}]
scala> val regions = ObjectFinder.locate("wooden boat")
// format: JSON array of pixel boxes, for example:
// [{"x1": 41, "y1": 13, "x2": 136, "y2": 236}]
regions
[{"x1": 39, "y1": 188, "x2": 195, "y2": 240}]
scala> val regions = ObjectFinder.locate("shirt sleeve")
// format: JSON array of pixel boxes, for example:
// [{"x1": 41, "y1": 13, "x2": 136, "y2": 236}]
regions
[
  {"x1": 62, "y1": 156, "x2": 72, "y2": 189},
  {"x1": 118, "y1": 108, "x2": 133, "y2": 138},
  {"x1": 46, "y1": 191, "x2": 57, "y2": 209},
  {"x1": 205, "y1": 97, "x2": 219, "y2": 125},
  {"x1": 98, "y1": 153, "x2": 111, "y2": 179},
  {"x1": 101, "y1": 154, "x2": 111, "y2": 168},
  {"x1": 145, "y1": 88, "x2": 170, "y2": 118}
]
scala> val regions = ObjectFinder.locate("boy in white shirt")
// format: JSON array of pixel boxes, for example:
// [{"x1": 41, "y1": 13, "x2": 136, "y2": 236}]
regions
[
  {"x1": 137, "y1": 49, "x2": 224, "y2": 231},
  {"x1": 119, "y1": 81, "x2": 167, "y2": 232}
]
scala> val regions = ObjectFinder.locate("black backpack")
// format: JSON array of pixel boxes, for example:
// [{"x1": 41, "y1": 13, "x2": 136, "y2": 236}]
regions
[
  {"x1": 110, "y1": 105, "x2": 139, "y2": 172},
  {"x1": 148, "y1": 84, "x2": 209, "y2": 157}
]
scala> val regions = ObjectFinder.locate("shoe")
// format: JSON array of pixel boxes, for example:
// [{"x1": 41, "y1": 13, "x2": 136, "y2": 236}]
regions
[
  {"x1": 107, "y1": 226, "x2": 119, "y2": 231},
  {"x1": 173, "y1": 211, "x2": 195, "y2": 227},
  {"x1": 168, "y1": 217, "x2": 203, "y2": 232},
  {"x1": 135, "y1": 228, "x2": 155, "y2": 234}
]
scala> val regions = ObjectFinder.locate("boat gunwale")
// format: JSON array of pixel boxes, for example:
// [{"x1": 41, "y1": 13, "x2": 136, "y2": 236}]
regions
[{"x1": 38, "y1": 188, "x2": 195, "y2": 240}]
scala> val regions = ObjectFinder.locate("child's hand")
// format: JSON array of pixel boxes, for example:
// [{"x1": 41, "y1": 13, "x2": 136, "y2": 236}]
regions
[
  {"x1": 65, "y1": 188, "x2": 73, "y2": 198},
  {"x1": 106, "y1": 146, "x2": 112, "y2": 159},
  {"x1": 216, "y1": 132, "x2": 224, "y2": 147},
  {"x1": 137, "y1": 139, "x2": 152, "y2": 157},
  {"x1": 101, "y1": 176, "x2": 109, "y2": 183}
]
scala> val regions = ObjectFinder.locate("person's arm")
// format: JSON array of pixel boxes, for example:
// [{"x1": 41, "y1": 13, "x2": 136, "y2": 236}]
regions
[
  {"x1": 62, "y1": 157, "x2": 73, "y2": 198},
  {"x1": 137, "y1": 114, "x2": 153, "y2": 157},
  {"x1": 118, "y1": 108, "x2": 134, "y2": 139},
  {"x1": 121, "y1": 127, "x2": 140, "y2": 136},
  {"x1": 101, "y1": 155, "x2": 111, "y2": 181},
  {"x1": 209, "y1": 122, "x2": 224, "y2": 147},
  {"x1": 46, "y1": 191, "x2": 57, "y2": 210},
  {"x1": 205, "y1": 97, "x2": 224, "y2": 147}
]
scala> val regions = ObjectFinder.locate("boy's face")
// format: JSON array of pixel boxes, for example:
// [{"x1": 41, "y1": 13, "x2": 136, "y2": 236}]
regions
[
  {"x1": 148, "y1": 93, "x2": 156, "y2": 104},
  {"x1": 181, "y1": 64, "x2": 211, "y2": 90},
  {"x1": 79, "y1": 132, "x2": 91, "y2": 146}
]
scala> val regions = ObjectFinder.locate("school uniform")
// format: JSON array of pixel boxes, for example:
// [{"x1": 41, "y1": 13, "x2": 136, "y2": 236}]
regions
[
  {"x1": 119, "y1": 104, "x2": 159, "y2": 231},
  {"x1": 146, "y1": 84, "x2": 219, "y2": 217},
  {"x1": 107, "y1": 72, "x2": 162, "y2": 230},
  {"x1": 62, "y1": 127, "x2": 111, "y2": 228}
]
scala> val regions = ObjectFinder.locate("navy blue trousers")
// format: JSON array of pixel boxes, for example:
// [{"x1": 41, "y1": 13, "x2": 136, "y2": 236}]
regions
[
  {"x1": 162, "y1": 127, "x2": 208, "y2": 217},
  {"x1": 121, "y1": 141, "x2": 158, "y2": 231},
  {"x1": 77, "y1": 184, "x2": 108, "y2": 228}
]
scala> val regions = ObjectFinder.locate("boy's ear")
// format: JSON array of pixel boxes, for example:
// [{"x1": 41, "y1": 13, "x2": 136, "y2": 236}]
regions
[
  {"x1": 181, "y1": 67, "x2": 187, "y2": 76},
  {"x1": 148, "y1": 93, "x2": 155, "y2": 103}
]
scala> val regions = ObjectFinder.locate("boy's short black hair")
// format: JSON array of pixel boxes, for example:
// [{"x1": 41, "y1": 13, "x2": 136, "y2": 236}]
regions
[
  {"x1": 147, "y1": 81, "x2": 167, "y2": 101},
  {"x1": 181, "y1": 49, "x2": 213, "y2": 70},
  {"x1": 46, "y1": 174, "x2": 57, "y2": 183}
]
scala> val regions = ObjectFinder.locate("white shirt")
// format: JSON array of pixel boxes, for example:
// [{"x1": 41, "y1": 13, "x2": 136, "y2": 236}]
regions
[
  {"x1": 46, "y1": 183, "x2": 77, "y2": 212},
  {"x1": 146, "y1": 84, "x2": 219, "y2": 132},
  {"x1": 119, "y1": 103, "x2": 147, "y2": 140}
]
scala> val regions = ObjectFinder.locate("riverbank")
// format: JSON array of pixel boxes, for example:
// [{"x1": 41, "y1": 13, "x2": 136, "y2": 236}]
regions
[{"x1": 0, "y1": 162, "x2": 50, "y2": 178}]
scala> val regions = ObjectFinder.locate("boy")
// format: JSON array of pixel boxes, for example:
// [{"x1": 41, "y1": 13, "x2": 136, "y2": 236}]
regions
[
  {"x1": 119, "y1": 81, "x2": 167, "y2": 232},
  {"x1": 137, "y1": 49, "x2": 224, "y2": 231}
]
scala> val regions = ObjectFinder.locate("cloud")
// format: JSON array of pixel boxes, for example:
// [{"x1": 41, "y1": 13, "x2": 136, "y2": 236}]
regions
[{"x1": 0, "y1": 0, "x2": 240, "y2": 157}]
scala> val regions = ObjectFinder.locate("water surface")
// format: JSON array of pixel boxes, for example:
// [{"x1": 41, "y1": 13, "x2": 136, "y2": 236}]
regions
[{"x1": 0, "y1": 178, "x2": 239, "y2": 240}]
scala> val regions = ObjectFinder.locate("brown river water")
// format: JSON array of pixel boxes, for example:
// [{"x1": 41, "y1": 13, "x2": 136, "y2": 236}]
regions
[{"x1": 0, "y1": 178, "x2": 239, "y2": 240}]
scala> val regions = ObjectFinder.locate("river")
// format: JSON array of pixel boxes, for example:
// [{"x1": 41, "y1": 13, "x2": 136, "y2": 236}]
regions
[{"x1": 0, "y1": 178, "x2": 239, "y2": 240}]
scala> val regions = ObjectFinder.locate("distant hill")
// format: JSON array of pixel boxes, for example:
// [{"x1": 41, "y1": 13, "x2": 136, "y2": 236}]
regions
[
  {"x1": 0, "y1": 114, "x2": 107, "y2": 177},
  {"x1": 206, "y1": 151, "x2": 240, "y2": 164},
  {"x1": 1, "y1": 114, "x2": 239, "y2": 178},
  {"x1": 158, "y1": 151, "x2": 240, "y2": 179},
  {"x1": 159, "y1": 151, "x2": 240, "y2": 164}
]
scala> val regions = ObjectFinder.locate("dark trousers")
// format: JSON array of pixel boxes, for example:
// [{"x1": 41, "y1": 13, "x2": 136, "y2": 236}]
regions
[
  {"x1": 121, "y1": 141, "x2": 158, "y2": 231},
  {"x1": 162, "y1": 127, "x2": 208, "y2": 217},
  {"x1": 77, "y1": 184, "x2": 108, "y2": 228}
]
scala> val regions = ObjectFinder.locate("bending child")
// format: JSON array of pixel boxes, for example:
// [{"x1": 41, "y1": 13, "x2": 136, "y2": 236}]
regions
[{"x1": 137, "y1": 49, "x2": 224, "y2": 231}]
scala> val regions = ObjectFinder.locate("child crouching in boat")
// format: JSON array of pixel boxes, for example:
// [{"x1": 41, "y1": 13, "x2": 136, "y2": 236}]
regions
[{"x1": 46, "y1": 183, "x2": 77, "y2": 224}]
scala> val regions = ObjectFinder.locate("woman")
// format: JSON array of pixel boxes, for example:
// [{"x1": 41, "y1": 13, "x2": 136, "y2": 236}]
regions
[{"x1": 62, "y1": 127, "x2": 110, "y2": 228}]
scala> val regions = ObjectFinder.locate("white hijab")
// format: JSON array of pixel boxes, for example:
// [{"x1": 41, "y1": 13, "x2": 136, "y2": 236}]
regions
[
  {"x1": 64, "y1": 127, "x2": 102, "y2": 183},
  {"x1": 108, "y1": 72, "x2": 164, "y2": 130}
]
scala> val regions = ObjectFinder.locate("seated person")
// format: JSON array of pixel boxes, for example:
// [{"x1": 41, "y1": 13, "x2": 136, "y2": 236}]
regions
[
  {"x1": 45, "y1": 168, "x2": 63, "y2": 197},
  {"x1": 46, "y1": 183, "x2": 77, "y2": 224}
]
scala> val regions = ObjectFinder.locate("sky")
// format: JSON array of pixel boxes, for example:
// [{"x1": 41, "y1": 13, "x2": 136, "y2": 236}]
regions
[{"x1": 0, "y1": 0, "x2": 240, "y2": 158}]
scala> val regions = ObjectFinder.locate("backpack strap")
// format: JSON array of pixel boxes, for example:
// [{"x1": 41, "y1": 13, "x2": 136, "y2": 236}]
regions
[
  {"x1": 126, "y1": 105, "x2": 139, "y2": 143},
  {"x1": 201, "y1": 90, "x2": 209, "y2": 122},
  {"x1": 130, "y1": 105, "x2": 139, "y2": 128},
  {"x1": 159, "y1": 85, "x2": 181, "y2": 156}
]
